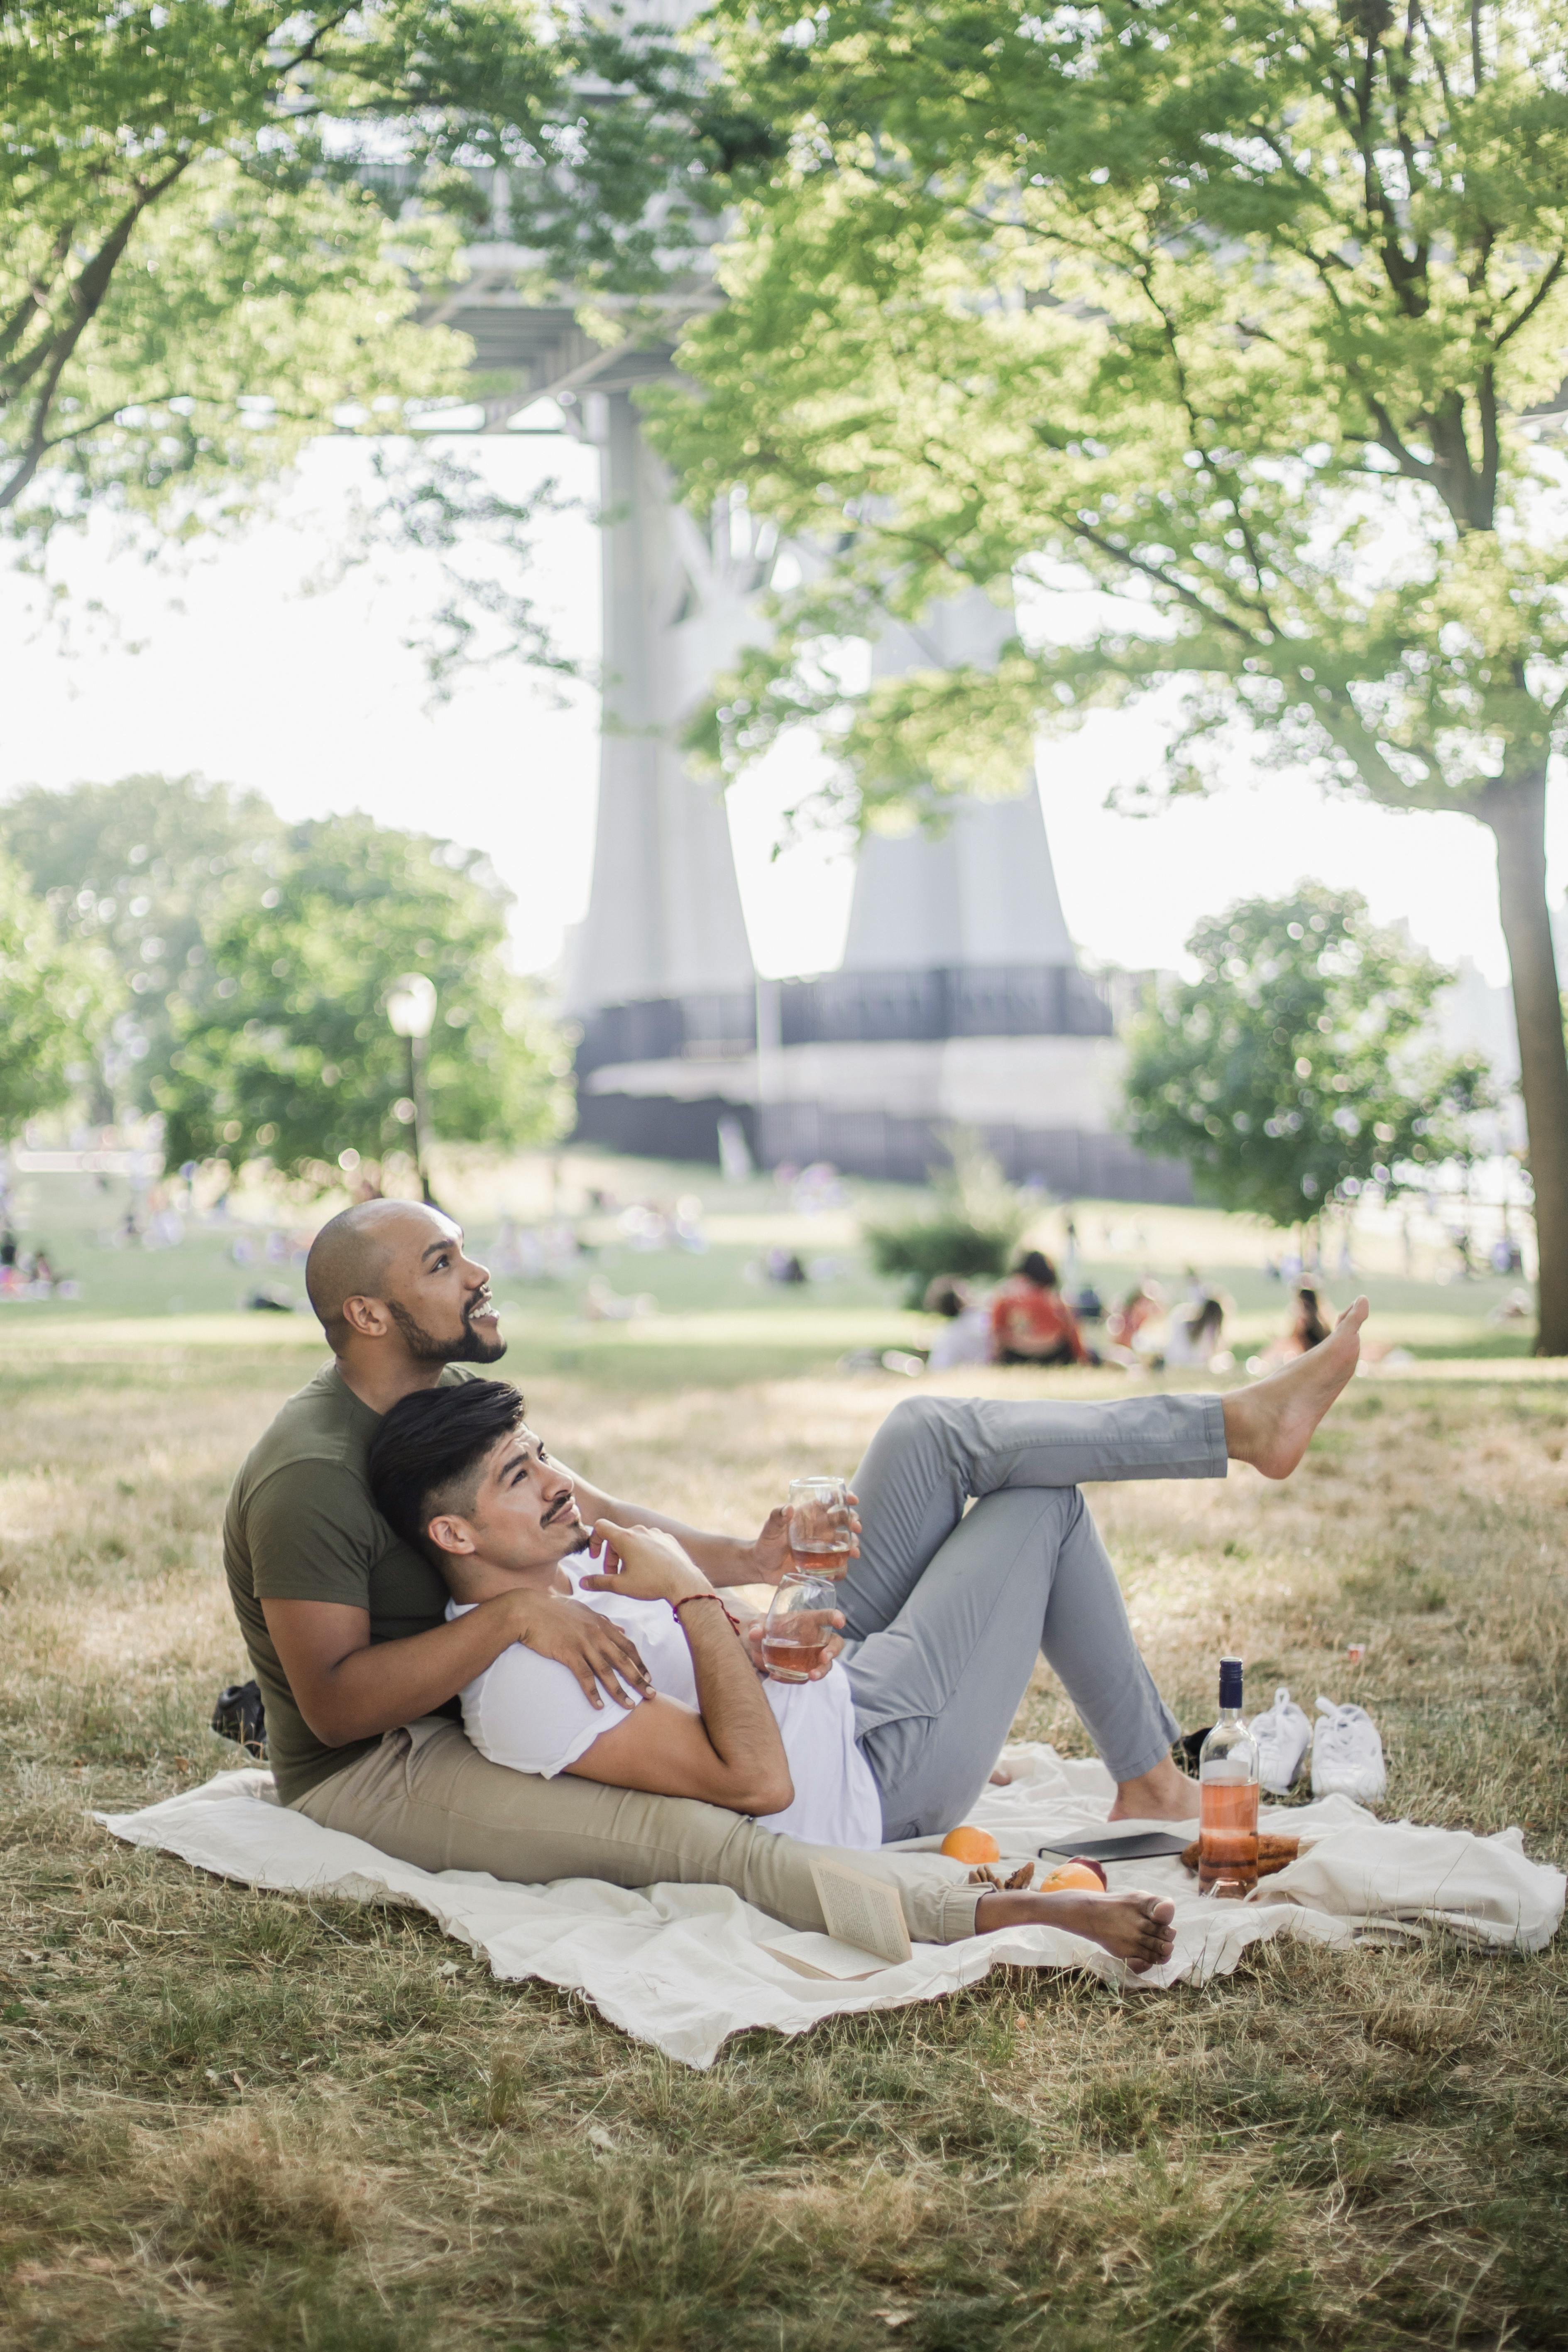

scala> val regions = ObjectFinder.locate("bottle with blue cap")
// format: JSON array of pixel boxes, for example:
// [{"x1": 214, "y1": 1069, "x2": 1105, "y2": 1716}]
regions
[{"x1": 1198, "y1": 1657, "x2": 1260, "y2": 1897}]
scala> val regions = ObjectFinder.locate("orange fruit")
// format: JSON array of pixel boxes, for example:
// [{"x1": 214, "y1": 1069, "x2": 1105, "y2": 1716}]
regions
[
  {"x1": 1037, "y1": 1861, "x2": 1106, "y2": 1893},
  {"x1": 939, "y1": 1825, "x2": 1001, "y2": 1864}
]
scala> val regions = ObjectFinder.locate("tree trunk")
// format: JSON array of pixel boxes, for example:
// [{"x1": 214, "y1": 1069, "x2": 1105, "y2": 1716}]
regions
[{"x1": 1481, "y1": 771, "x2": 1568, "y2": 1353}]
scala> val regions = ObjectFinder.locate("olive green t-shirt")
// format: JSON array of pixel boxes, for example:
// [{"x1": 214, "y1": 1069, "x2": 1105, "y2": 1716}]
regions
[{"x1": 222, "y1": 1361, "x2": 475, "y2": 1804}]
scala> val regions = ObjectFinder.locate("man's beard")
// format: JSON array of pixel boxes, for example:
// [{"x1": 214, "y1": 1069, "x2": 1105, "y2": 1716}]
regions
[{"x1": 388, "y1": 1296, "x2": 507, "y2": 1366}]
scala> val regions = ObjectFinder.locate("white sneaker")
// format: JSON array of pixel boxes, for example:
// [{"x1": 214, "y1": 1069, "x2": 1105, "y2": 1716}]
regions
[
  {"x1": 1248, "y1": 1686, "x2": 1312, "y2": 1796},
  {"x1": 1311, "y1": 1695, "x2": 1387, "y2": 1803}
]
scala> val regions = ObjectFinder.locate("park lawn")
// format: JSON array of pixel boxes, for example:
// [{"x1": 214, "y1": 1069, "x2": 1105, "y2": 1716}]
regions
[
  {"x1": 0, "y1": 1157, "x2": 1540, "y2": 1363},
  {"x1": 1, "y1": 1339, "x2": 1566, "y2": 2351}
]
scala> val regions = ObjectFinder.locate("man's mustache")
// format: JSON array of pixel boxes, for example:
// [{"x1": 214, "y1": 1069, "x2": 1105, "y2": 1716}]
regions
[{"x1": 541, "y1": 1490, "x2": 579, "y2": 1526}]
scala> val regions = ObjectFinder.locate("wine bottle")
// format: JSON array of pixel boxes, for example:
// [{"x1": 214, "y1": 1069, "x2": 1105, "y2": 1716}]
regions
[{"x1": 1198, "y1": 1657, "x2": 1259, "y2": 1897}]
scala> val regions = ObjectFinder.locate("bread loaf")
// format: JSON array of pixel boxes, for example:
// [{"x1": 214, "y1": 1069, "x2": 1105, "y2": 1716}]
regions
[{"x1": 1180, "y1": 1833, "x2": 1299, "y2": 1877}]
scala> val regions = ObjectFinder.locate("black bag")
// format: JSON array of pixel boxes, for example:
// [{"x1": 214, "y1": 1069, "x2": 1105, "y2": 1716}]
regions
[{"x1": 211, "y1": 1679, "x2": 268, "y2": 1759}]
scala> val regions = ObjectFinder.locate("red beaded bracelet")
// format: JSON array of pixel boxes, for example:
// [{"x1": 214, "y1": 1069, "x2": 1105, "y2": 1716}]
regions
[{"x1": 671, "y1": 1591, "x2": 743, "y2": 1637}]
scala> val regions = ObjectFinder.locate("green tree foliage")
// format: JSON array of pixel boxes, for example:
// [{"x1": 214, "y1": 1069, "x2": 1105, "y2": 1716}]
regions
[
  {"x1": 654, "y1": 0, "x2": 1568, "y2": 1346},
  {"x1": 1, "y1": 0, "x2": 758, "y2": 539},
  {"x1": 153, "y1": 812, "x2": 568, "y2": 1176},
  {"x1": 0, "y1": 847, "x2": 115, "y2": 1132},
  {"x1": 1123, "y1": 886, "x2": 1494, "y2": 1228},
  {"x1": 0, "y1": 773, "x2": 283, "y2": 1117},
  {"x1": 2, "y1": 2, "x2": 461, "y2": 532}
]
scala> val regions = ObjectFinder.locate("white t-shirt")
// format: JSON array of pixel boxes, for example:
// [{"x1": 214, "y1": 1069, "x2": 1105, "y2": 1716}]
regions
[{"x1": 449, "y1": 1553, "x2": 884, "y2": 1850}]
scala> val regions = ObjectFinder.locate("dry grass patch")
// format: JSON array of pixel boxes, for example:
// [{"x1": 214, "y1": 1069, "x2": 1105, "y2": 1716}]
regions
[
  {"x1": 1, "y1": 1345, "x2": 1566, "y2": 2349},
  {"x1": 139, "y1": 2107, "x2": 382, "y2": 2264}
]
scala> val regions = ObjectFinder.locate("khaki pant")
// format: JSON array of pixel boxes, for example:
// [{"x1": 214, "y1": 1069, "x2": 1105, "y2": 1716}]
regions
[{"x1": 296, "y1": 1716, "x2": 984, "y2": 1944}]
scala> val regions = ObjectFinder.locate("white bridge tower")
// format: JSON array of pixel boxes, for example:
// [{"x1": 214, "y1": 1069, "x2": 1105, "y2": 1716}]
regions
[{"x1": 423, "y1": 223, "x2": 1184, "y2": 1196}]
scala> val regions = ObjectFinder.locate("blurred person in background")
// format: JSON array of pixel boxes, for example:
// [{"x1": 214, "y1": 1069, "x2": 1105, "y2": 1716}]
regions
[
  {"x1": 1258, "y1": 1285, "x2": 1333, "y2": 1369},
  {"x1": 923, "y1": 1277, "x2": 995, "y2": 1371},
  {"x1": 1163, "y1": 1295, "x2": 1229, "y2": 1373},
  {"x1": 990, "y1": 1252, "x2": 1091, "y2": 1367},
  {"x1": 1104, "y1": 1282, "x2": 1163, "y2": 1364}
]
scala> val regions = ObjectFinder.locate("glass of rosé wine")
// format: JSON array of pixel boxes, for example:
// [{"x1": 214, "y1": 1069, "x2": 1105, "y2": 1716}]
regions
[
  {"x1": 759, "y1": 1576, "x2": 840, "y2": 1683},
  {"x1": 785, "y1": 1476, "x2": 852, "y2": 1580}
]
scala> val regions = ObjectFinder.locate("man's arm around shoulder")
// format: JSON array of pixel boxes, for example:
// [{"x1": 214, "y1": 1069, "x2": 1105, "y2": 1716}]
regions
[
  {"x1": 262, "y1": 1593, "x2": 652, "y2": 1747},
  {"x1": 242, "y1": 1462, "x2": 652, "y2": 1747}
]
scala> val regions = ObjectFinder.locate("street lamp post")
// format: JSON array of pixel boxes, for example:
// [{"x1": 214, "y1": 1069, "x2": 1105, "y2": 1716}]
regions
[{"x1": 386, "y1": 973, "x2": 437, "y2": 1204}]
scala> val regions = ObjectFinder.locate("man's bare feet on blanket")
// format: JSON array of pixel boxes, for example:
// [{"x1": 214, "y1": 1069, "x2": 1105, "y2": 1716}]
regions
[
  {"x1": 974, "y1": 1887, "x2": 1177, "y2": 1973},
  {"x1": 1107, "y1": 1754, "x2": 1201, "y2": 1823},
  {"x1": 1222, "y1": 1297, "x2": 1367, "y2": 1480}
]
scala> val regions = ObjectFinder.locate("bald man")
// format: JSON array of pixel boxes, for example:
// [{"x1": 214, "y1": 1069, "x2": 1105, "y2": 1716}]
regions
[{"x1": 222, "y1": 1199, "x2": 1367, "y2": 1946}]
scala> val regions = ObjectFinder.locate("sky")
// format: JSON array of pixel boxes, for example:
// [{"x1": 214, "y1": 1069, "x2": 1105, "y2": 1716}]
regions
[{"x1": 1, "y1": 431, "x2": 1560, "y2": 992}]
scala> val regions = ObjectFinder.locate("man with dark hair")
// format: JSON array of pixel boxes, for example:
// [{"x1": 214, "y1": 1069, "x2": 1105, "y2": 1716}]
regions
[
  {"x1": 223, "y1": 1197, "x2": 1368, "y2": 1950},
  {"x1": 367, "y1": 1375, "x2": 535, "y2": 1563},
  {"x1": 991, "y1": 1249, "x2": 1091, "y2": 1366}
]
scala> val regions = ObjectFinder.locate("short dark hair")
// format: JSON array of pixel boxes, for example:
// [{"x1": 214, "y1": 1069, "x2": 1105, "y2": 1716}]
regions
[
  {"x1": 1018, "y1": 1250, "x2": 1058, "y2": 1289},
  {"x1": 367, "y1": 1378, "x2": 528, "y2": 1556}
]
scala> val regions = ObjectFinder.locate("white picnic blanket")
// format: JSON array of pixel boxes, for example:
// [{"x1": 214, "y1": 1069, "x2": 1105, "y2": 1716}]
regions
[{"x1": 98, "y1": 1743, "x2": 1563, "y2": 2069}]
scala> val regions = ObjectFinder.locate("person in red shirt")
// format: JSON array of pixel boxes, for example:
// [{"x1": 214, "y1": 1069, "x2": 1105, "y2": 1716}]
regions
[{"x1": 990, "y1": 1251, "x2": 1091, "y2": 1366}]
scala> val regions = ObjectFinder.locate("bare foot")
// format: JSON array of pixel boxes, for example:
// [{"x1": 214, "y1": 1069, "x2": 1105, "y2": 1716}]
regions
[
  {"x1": 974, "y1": 1886, "x2": 1177, "y2": 1973},
  {"x1": 1108, "y1": 1755, "x2": 1200, "y2": 1824},
  {"x1": 1222, "y1": 1297, "x2": 1368, "y2": 1479},
  {"x1": 988, "y1": 1764, "x2": 1013, "y2": 1786}
]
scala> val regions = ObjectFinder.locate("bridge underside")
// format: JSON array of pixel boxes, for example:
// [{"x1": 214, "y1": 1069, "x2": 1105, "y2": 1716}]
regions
[
  {"x1": 418, "y1": 244, "x2": 695, "y2": 422},
  {"x1": 427, "y1": 249, "x2": 1191, "y2": 1202}
]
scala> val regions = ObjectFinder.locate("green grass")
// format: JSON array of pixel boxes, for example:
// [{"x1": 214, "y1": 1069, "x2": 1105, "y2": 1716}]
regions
[
  {"x1": 2, "y1": 1343, "x2": 1566, "y2": 2347},
  {"x1": 0, "y1": 1154, "x2": 1539, "y2": 1368}
]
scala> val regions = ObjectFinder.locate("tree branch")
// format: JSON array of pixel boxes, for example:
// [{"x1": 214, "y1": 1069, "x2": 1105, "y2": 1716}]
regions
[
  {"x1": 1313, "y1": 693, "x2": 1474, "y2": 814},
  {"x1": 1130, "y1": 257, "x2": 1282, "y2": 637},
  {"x1": 0, "y1": 157, "x2": 187, "y2": 405},
  {"x1": 1057, "y1": 512, "x2": 1260, "y2": 643},
  {"x1": 0, "y1": 155, "x2": 193, "y2": 507},
  {"x1": 1278, "y1": 230, "x2": 1442, "y2": 486},
  {"x1": 1495, "y1": 248, "x2": 1568, "y2": 350},
  {"x1": 268, "y1": 2, "x2": 361, "y2": 82},
  {"x1": 0, "y1": 224, "x2": 74, "y2": 375},
  {"x1": 1477, "y1": 364, "x2": 1501, "y2": 521},
  {"x1": 1411, "y1": 0, "x2": 1456, "y2": 115},
  {"x1": 38, "y1": 392, "x2": 176, "y2": 455},
  {"x1": 1320, "y1": 22, "x2": 1431, "y2": 321}
]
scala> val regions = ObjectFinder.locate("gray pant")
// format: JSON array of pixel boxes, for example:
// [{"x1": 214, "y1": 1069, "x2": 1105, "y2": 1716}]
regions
[{"x1": 841, "y1": 1393, "x2": 1226, "y2": 1839}]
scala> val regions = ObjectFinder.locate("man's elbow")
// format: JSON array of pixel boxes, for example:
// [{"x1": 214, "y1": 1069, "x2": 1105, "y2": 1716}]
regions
[
  {"x1": 740, "y1": 1763, "x2": 794, "y2": 1817},
  {"x1": 293, "y1": 1688, "x2": 365, "y2": 1749}
]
